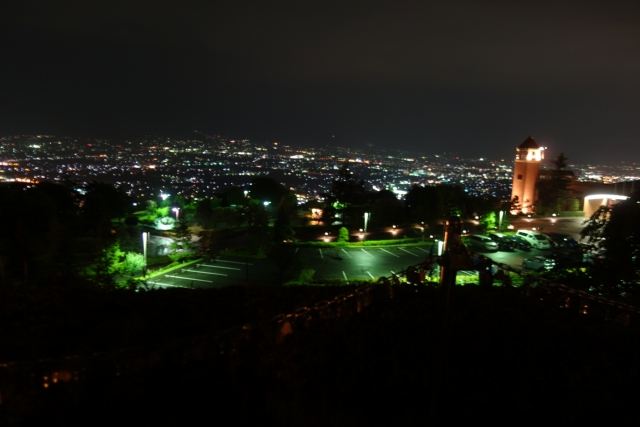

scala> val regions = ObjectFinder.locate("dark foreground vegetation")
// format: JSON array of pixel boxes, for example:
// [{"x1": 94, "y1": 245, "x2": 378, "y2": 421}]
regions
[{"x1": 3, "y1": 283, "x2": 640, "y2": 426}]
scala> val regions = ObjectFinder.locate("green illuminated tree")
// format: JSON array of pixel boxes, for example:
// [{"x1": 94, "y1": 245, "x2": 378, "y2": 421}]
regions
[
  {"x1": 120, "y1": 252, "x2": 146, "y2": 276},
  {"x1": 479, "y1": 212, "x2": 496, "y2": 231},
  {"x1": 338, "y1": 227, "x2": 349, "y2": 243}
]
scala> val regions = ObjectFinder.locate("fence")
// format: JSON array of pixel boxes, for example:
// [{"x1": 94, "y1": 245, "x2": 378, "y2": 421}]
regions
[{"x1": 1, "y1": 253, "x2": 638, "y2": 422}]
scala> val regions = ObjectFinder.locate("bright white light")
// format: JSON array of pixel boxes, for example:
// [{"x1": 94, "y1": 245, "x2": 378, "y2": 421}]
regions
[{"x1": 584, "y1": 194, "x2": 628, "y2": 201}]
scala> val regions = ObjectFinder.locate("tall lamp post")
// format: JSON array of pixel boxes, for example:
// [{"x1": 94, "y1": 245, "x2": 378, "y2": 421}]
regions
[
  {"x1": 363, "y1": 212, "x2": 371, "y2": 241},
  {"x1": 142, "y1": 232, "x2": 149, "y2": 275}
]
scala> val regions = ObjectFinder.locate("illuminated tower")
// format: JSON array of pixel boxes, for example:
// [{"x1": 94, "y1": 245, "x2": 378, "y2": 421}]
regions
[{"x1": 510, "y1": 136, "x2": 544, "y2": 214}]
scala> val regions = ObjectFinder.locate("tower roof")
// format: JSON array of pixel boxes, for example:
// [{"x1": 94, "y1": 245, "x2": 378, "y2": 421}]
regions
[{"x1": 518, "y1": 136, "x2": 539, "y2": 149}]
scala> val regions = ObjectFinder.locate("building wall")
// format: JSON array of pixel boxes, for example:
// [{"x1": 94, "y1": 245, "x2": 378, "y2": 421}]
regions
[{"x1": 511, "y1": 159, "x2": 540, "y2": 213}]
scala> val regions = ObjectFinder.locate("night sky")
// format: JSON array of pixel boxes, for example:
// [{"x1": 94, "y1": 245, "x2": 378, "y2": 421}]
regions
[{"x1": 2, "y1": 0, "x2": 640, "y2": 164}]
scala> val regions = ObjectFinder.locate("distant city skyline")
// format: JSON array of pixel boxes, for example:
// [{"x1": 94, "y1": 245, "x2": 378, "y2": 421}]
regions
[
  {"x1": 2, "y1": 134, "x2": 637, "y2": 210},
  {"x1": 2, "y1": 1, "x2": 640, "y2": 165}
]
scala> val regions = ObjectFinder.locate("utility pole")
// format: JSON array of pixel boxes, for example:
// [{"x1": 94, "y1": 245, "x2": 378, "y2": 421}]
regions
[{"x1": 431, "y1": 215, "x2": 473, "y2": 421}]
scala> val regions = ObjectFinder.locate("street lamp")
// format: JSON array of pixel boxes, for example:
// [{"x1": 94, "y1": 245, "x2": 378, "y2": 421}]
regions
[
  {"x1": 498, "y1": 210, "x2": 504, "y2": 232},
  {"x1": 363, "y1": 212, "x2": 371, "y2": 241},
  {"x1": 142, "y1": 232, "x2": 149, "y2": 275},
  {"x1": 172, "y1": 207, "x2": 180, "y2": 221}
]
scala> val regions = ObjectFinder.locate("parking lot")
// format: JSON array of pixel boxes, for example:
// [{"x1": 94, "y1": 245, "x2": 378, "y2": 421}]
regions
[
  {"x1": 147, "y1": 256, "x2": 278, "y2": 289},
  {"x1": 145, "y1": 216, "x2": 588, "y2": 290}
]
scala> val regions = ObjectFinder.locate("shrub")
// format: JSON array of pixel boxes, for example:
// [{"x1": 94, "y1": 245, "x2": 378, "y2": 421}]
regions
[{"x1": 338, "y1": 227, "x2": 349, "y2": 243}]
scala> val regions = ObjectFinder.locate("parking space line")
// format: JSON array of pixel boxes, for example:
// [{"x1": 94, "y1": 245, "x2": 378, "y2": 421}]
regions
[
  {"x1": 148, "y1": 281, "x2": 191, "y2": 289},
  {"x1": 213, "y1": 259, "x2": 253, "y2": 266},
  {"x1": 199, "y1": 264, "x2": 240, "y2": 271},
  {"x1": 458, "y1": 270, "x2": 476, "y2": 276},
  {"x1": 415, "y1": 247, "x2": 430, "y2": 253},
  {"x1": 184, "y1": 269, "x2": 227, "y2": 276},
  {"x1": 341, "y1": 249, "x2": 353, "y2": 259},
  {"x1": 390, "y1": 270, "x2": 396, "y2": 275},
  {"x1": 319, "y1": 249, "x2": 324, "y2": 259},
  {"x1": 342, "y1": 271, "x2": 349, "y2": 284},
  {"x1": 361, "y1": 249, "x2": 374, "y2": 257},
  {"x1": 366, "y1": 271, "x2": 375, "y2": 279},
  {"x1": 399, "y1": 248, "x2": 419, "y2": 257},
  {"x1": 380, "y1": 248, "x2": 400, "y2": 258},
  {"x1": 166, "y1": 275, "x2": 213, "y2": 283}
]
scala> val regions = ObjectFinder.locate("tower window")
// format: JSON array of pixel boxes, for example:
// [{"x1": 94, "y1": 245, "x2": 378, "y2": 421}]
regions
[{"x1": 517, "y1": 174, "x2": 523, "y2": 180}]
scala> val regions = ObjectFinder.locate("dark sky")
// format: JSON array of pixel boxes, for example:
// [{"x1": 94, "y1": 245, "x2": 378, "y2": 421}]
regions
[{"x1": 2, "y1": 0, "x2": 640, "y2": 164}]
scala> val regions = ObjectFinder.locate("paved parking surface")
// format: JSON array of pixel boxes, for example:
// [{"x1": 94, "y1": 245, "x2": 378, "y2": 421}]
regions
[
  {"x1": 145, "y1": 241, "x2": 561, "y2": 290},
  {"x1": 147, "y1": 256, "x2": 278, "y2": 289},
  {"x1": 299, "y1": 245, "x2": 434, "y2": 283}
]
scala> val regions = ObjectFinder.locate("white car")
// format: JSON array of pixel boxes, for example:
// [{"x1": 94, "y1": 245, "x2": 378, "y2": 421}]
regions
[
  {"x1": 522, "y1": 256, "x2": 555, "y2": 271},
  {"x1": 516, "y1": 230, "x2": 551, "y2": 250}
]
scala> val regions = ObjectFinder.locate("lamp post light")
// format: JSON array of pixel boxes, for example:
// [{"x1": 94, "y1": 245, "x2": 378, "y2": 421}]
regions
[
  {"x1": 498, "y1": 210, "x2": 504, "y2": 232},
  {"x1": 142, "y1": 232, "x2": 149, "y2": 275},
  {"x1": 363, "y1": 212, "x2": 371, "y2": 241},
  {"x1": 172, "y1": 207, "x2": 180, "y2": 221}
]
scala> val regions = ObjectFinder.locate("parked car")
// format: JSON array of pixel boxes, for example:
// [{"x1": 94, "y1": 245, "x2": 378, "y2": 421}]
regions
[
  {"x1": 583, "y1": 248, "x2": 607, "y2": 264},
  {"x1": 467, "y1": 234, "x2": 499, "y2": 252},
  {"x1": 488, "y1": 233, "x2": 514, "y2": 251},
  {"x1": 522, "y1": 255, "x2": 556, "y2": 271},
  {"x1": 544, "y1": 232, "x2": 579, "y2": 249},
  {"x1": 509, "y1": 235, "x2": 533, "y2": 251},
  {"x1": 516, "y1": 230, "x2": 551, "y2": 250}
]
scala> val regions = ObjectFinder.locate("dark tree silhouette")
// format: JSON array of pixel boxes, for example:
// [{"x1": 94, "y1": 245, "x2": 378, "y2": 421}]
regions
[
  {"x1": 580, "y1": 191, "x2": 640, "y2": 296},
  {"x1": 537, "y1": 153, "x2": 573, "y2": 213},
  {"x1": 325, "y1": 163, "x2": 368, "y2": 227},
  {"x1": 250, "y1": 176, "x2": 289, "y2": 205}
]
